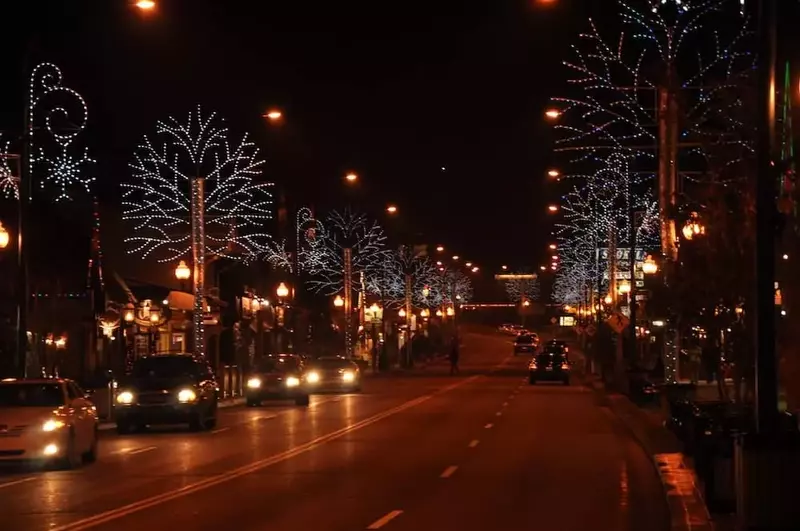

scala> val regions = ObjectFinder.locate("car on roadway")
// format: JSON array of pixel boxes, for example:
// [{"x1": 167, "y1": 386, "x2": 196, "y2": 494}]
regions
[
  {"x1": 0, "y1": 378, "x2": 99, "y2": 468},
  {"x1": 513, "y1": 333, "x2": 539, "y2": 355},
  {"x1": 543, "y1": 339, "x2": 569, "y2": 353},
  {"x1": 245, "y1": 354, "x2": 311, "y2": 407},
  {"x1": 528, "y1": 343, "x2": 571, "y2": 385},
  {"x1": 114, "y1": 354, "x2": 219, "y2": 434},
  {"x1": 304, "y1": 356, "x2": 362, "y2": 393}
]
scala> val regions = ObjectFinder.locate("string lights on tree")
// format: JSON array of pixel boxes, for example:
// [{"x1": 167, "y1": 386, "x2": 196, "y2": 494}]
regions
[
  {"x1": 369, "y1": 246, "x2": 439, "y2": 308},
  {"x1": 502, "y1": 271, "x2": 541, "y2": 304},
  {"x1": 121, "y1": 106, "x2": 276, "y2": 263},
  {"x1": 0, "y1": 137, "x2": 19, "y2": 199}
]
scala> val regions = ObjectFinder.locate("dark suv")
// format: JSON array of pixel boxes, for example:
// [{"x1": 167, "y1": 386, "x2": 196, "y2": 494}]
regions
[
  {"x1": 114, "y1": 354, "x2": 219, "y2": 433},
  {"x1": 529, "y1": 344, "x2": 571, "y2": 385}
]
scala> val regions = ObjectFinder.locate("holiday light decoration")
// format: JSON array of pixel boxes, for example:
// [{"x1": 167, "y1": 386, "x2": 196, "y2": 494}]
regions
[
  {"x1": 0, "y1": 137, "x2": 17, "y2": 199},
  {"x1": 503, "y1": 271, "x2": 541, "y2": 304},
  {"x1": 369, "y1": 246, "x2": 439, "y2": 308},
  {"x1": 28, "y1": 63, "x2": 95, "y2": 201},
  {"x1": 122, "y1": 106, "x2": 275, "y2": 263},
  {"x1": 429, "y1": 268, "x2": 473, "y2": 306},
  {"x1": 303, "y1": 208, "x2": 388, "y2": 295},
  {"x1": 548, "y1": 0, "x2": 752, "y2": 310}
]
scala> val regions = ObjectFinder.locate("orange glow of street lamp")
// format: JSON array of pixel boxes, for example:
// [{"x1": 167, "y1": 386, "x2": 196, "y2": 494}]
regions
[
  {"x1": 547, "y1": 204, "x2": 559, "y2": 213},
  {"x1": 471, "y1": 266, "x2": 479, "y2": 273},
  {"x1": 502, "y1": 265, "x2": 508, "y2": 270},
  {"x1": 548, "y1": 243, "x2": 556, "y2": 250},
  {"x1": 465, "y1": 262, "x2": 472, "y2": 267},
  {"x1": 345, "y1": 173, "x2": 358, "y2": 183},
  {"x1": 452, "y1": 255, "x2": 459, "y2": 261},
  {"x1": 0, "y1": 222, "x2": 9, "y2": 249},
  {"x1": 436, "y1": 245, "x2": 444, "y2": 252},
  {"x1": 547, "y1": 169, "x2": 560, "y2": 178},
  {"x1": 135, "y1": 0, "x2": 156, "y2": 10},
  {"x1": 540, "y1": 266, "x2": 546, "y2": 271},
  {"x1": 174, "y1": 260, "x2": 191, "y2": 281},
  {"x1": 545, "y1": 108, "x2": 561, "y2": 120},
  {"x1": 386, "y1": 205, "x2": 398, "y2": 214},
  {"x1": 264, "y1": 109, "x2": 283, "y2": 121}
]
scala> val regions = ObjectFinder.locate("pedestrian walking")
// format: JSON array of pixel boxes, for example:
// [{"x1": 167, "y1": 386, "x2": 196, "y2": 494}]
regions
[{"x1": 449, "y1": 335, "x2": 460, "y2": 375}]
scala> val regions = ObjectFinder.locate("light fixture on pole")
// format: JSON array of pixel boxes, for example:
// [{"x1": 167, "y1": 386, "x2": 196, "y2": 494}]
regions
[
  {"x1": 642, "y1": 255, "x2": 658, "y2": 275},
  {"x1": 174, "y1": 260, "x2": 191, "y2": 281},
  {"x1": 276, "y1": 282, "x2": 290, "y2": 299},
  {"x1": 0, "y1": 222, "x2": 9, "y2": 249},
  {"x1": 333, "y1": 295, "x2": 344, "y2": 308}
]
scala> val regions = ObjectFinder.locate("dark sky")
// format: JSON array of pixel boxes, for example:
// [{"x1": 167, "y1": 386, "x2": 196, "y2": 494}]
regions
[{"x1": 1, "y1": 0, "x2": 593, "y2": 284}]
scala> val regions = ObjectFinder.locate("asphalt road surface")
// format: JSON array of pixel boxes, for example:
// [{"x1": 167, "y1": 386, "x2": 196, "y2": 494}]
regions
[{"x1": 0, "y1": 331, "x2": 669, "y2": 531}]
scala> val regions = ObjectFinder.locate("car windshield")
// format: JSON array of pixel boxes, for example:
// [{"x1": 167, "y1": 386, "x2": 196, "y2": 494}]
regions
[
  {"x1": 312, "y1": 358, "x2": 352, "y2": 369},
  {"x1": 0, "y1": 383, "x2": 64, "y2": 407},
  {"x1": 257, "y1": 357, "x2": 300, "y2": 372},
  {"x1": 132, "y1": 357, "x2": 200, "y2": 378},
  {"x1": 516, "y1": 335, "x2": 533, "y2": 344},
  {"x1": 538, "y1": 350, "x2": 567, "y2": 363}
]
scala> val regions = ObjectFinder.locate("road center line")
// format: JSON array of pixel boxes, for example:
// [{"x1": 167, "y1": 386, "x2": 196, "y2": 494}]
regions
[
  {"x1": 0, "y1": 476, "x2": 36, "y2": 490},
  {"x1": 502, "y1": 401, "x2": 508, "y2": 407},
  {"x1": 52, "y1": 375, "x2": 481, "y2": 531},
  {"x1": 468, "y1": 439, "x2": 479, "y2": 448},
  {"x1": 484, "y1": 423, "x2": 493, "y2": 429},
  {"x1": 440, "y1": 465, "x2": 458, "y2": 478},
  {"x1": 495, "y1": 411, "x2": 502, "y2": 417},
  {"x1": 211, "y1": 427, "x2": 230, "y2": 434},
  {"x1": 367, "y1": 510, "x2": 403, "y2": 529},
  {"x1": 126, "y1": 446, "x2": 157, "y2": 455}
]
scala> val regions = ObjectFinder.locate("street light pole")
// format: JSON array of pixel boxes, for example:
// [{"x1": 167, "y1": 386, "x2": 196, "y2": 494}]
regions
[
  {"x1": 190, "y1": 176, "x2": 206, "y2": 359},
  {"x1": 343, "y1": 247, "x2": 353, "y2": 358}
]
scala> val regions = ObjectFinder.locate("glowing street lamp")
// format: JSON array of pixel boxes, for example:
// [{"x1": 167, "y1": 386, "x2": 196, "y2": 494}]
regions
[
  {"x1": 135, "y1": 0, "x2": 156, "y2": 10},
  {"x1": 548, "y1": 243, "x2": 557, "y2": 250},
  {"x1": 386, "y1": 205, "x2": 398, "y2": 214},
  {"x1": 545, "y1": 108, "x2": 561, "y2": 120},
  {"x1": 422, "y1": 286, "x2": 430, "y2": 297},
  {"x1": 333, "y1": 295, "x2": 344, "y2": 308},
  {"x1": 465, "y1": 262, "x2": 472, "y2": 267},
  {"x1": 276, "y1": 282, "x2": 290, "y2": 299},
  {"x1": 642, "y1": 255, "x2": 658, "y2": 275},
  {"x1": 0, "y1": 222, "x2": 9, "y2": 249},
  {"x1": 547, "y1": 204, "x2": 559, "y2": 213},
  {"x1": 452, "y1": 255, "x2": 459, "y2": 261},
  {"x1": 436, "y1": 245, "x2": 444, "y2": 252},
  {"x1": 174, "y1": 260, "x2": 191, "y2": 281},
  {"x1": 471, "y1": 266, "x2": 479, "y2": 273},
  {"x1": 547, "y1": 169, "x2": 560, "y2": 178},
  {"x1": 540, "y1": 266, "x2": 546, "y2": 271},
  {"x1": 345, "y1": 173, "x2": 358, "y2": 183},
  {"x1": 398, "y1": 308, "x2": 407, "y2": 317},
  {"x1": 263, "y1": 109, "x2": 283, "y2": 122},
  {"x1": 501, "y1": 265, "x2": 508, "y2": 270}
]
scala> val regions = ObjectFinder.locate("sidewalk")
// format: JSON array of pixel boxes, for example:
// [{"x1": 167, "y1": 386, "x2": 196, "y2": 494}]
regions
[{"x1": 586, "y1": 373, "x2": 735, "y2": 531}]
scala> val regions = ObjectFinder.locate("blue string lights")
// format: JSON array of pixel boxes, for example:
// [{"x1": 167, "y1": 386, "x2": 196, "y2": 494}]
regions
[{"x1": 122, "y1": 106, "x2": 277, "y2": 263}]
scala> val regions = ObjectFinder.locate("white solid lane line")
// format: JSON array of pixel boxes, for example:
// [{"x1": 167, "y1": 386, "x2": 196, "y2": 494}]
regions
[
  {"x1": 484, "y1": 423, "x2": 493, "y2": 429},
  {"x1": 468, "y1": 439, "x2": 479, "y2": 448},
  {"x1": 502, "y1": 401, "x2": 508, "y2": 407},
  {"x1": 211, "y1": 427, "x2": 230, "y2": 434},
  {"x1": 366, "y1": 510, "x2": 403, "y2": 529},
  {"x1": 111, "y1": 446, "x2": 157, "y2": 456},
  {"x1": 440, "y1": 465, "x2": 458, "y2": 478},
  {"x1": 0, "y1": 476, "x2": 36, "y2": 490}
]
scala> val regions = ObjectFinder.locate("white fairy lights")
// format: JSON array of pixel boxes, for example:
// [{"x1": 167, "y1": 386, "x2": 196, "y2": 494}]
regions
[
  {"x1": 27, "y1": 62, "x2": 94, "y2": 201},
  {"x1": 0, "y1": 137, "x2": 18, "y2": 199},
  {"x1": 503, "y1": 272, "x2": 541, "y2": 304},
  {"x1": 303, "y1": 208, "x2": 389, "y2": 296},
  {"x1": 122, "y1": 106, "x2": 276, "y2": 263},
  {"x1": 368, "y1": 246, "x2": 439, "y2": 308}
]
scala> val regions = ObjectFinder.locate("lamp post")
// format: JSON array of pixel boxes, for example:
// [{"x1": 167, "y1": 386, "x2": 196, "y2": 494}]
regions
[{"x1": 0, "y1": 222, "x2": 8, "y2": 249}]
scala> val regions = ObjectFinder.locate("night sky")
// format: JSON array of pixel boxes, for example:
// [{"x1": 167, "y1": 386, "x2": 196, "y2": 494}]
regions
[{"x1": 1, "y1": 0, "x2": 598, "y2": 286}]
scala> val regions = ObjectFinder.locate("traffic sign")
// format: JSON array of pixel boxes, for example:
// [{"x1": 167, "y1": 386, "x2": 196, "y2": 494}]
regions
[{"x1": 606, "y1": 313, "x2": 629, "y2": 334}]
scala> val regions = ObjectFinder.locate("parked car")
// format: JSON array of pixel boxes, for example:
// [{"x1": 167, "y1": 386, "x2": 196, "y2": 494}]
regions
[
  {"x1": 114, "y1": 354, "x2": 219, "y2": 433},
  {"x1": 0, "y1": 378, "x2": 99, "y2": 468}
]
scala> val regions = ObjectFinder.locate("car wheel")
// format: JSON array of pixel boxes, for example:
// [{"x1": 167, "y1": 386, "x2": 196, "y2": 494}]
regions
[
  {"x1": 83, "y1": 427, "x2": 99, "y2": 463},
  {"x1": 59, "y1": 430, "x2": 81, "y2": 470},
  {"x1": 295, "y1": 394, "x2": 310, "y2": 406}
]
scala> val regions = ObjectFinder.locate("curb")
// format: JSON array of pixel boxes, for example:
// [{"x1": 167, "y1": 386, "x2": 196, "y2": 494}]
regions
[
  {"x1": 98, "y1": 397, "x2": 245, "y2": 431},
  {"x1": 586, "y1": 377, "x2": 715, "y2": 531}
]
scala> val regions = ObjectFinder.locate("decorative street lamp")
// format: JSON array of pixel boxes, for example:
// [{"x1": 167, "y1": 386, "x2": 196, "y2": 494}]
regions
[
  {"x1": 0, "y1": 221, "x2": 8, "y2": 249},
  {"x1": 681, "y1": 213, "x2": 705, "y2": 240},
  {"x1": 642, "y1": 255, "x2": 658, "y2": 275},
  {"x1": 333, "y1": 295, "x2": 345, "y2": 308},
  {"x1": 174, "y1": 260, "x2": 191, "y2": 281},
  {"x1": 276, "y1": 282, "x2": 290, "y2": 299},
  {"x1": 422, "y1": 285, "x2": 430, "y2": 298}
]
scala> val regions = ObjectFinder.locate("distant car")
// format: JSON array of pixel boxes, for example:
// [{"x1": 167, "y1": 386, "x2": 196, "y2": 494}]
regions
[
  {"x1": 513, "y1": 334, "x2": 538, "y2": 355},
  {"x1": 304, "y1": 356, "x2": 362, "y2": 393},
  {"x1": 499, "y1": 324, "x2": 513, "y2": 333},
  {"x1": 245, "y1": 354, "x2": 311, "y2": 407},
  {"x1": 529, "y1": 344, "x2": 571, "y2": 385},
  {"x1": 544, "y1": 339, "x2": 569, "y2": 353},
  {"x1": 114, "y1": 354, "x2": 219, "y2": 433},
  {"x1": 0, "y1": 378, "x2": 99, "y2": 468}
]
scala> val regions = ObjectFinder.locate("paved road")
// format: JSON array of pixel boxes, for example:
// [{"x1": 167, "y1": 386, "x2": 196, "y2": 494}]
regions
[{"x1": 0, "y1": 332, "x2": 669, "y2": 531}]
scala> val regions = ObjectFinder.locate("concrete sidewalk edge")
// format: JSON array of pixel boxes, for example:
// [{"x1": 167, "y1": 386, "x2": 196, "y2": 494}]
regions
[
  {"x1": 585, "y1": 376, "x2": 716, "y2": 531},
  {"x1": 98, "y1": 397, "x2": 245, "y2": 430}
]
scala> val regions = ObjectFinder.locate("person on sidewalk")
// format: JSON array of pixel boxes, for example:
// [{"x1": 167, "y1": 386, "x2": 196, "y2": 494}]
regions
[{"x1": 449, "y1": 335, "x2": 460, "y2": 375}]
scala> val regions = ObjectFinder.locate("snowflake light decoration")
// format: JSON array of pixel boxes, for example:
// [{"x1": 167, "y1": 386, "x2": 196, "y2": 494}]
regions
[
  {"x1": 0, "y1": 137, "x2": 18, "y2": 200},
  {"x1": 122, "y1": 106, "x2": 276, "y2": 263},
  {"x1": 28, "y1": 62, "x2": 95, "y2": 201},
  {"x1": 303, "y1": 208, "x2": 389, "y2": 296}
]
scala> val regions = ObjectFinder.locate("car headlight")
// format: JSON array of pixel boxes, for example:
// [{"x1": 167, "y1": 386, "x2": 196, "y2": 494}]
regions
[
  {"x1": 342, "y1": 371, "x2": 355, "y2": 382},
  {"x1": 42, "y1": 419, "x2": 66, "y2": 432},
  {"x1": 246, "y1": 377, "x2": 262, "y2": 389},
  {"x1": 306, "y1": 372, "x2": 320, "y2": 383},
  {"x1": 116, "y1": 391, "x2": 135, "y2": 404},
  {"x1": 177, "y1": 388, "x2": 197, "y2": 403},
  {"x1": 286, "y1": 376, "x2": 300, "y2": 387}
]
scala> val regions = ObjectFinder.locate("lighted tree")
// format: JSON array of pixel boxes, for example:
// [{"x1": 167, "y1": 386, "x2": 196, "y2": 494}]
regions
[
  {"x1": 303, "y1": 208, "x2": 389, "y2": 296},
  {"x1": 0, "y1": 137, "x2": 17, "y2": 199},
  {"x1": 368, "y1": 246, "x2": 439, "y2": 308},
  {"x1": 122, "y1": 107, "x2": 276, "y2": 263},
  {"x1": 503, "y1": 271, "x2": 541, "y2": 303},
  {"x1": 428, "y1": 268, "x2": 473, "y2": 306}
]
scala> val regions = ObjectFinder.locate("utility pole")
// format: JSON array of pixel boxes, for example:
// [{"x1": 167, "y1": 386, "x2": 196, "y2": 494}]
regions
[
  {"x1": 343, "y1": 247, "x2": 353, "y2": 358},
  {"x1": 404, "y1": 273, "x2": 412, "y2": 367}
]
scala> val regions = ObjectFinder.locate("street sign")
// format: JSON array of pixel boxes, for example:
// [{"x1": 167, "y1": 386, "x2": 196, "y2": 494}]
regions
[
  {"x1": 550, "y1": 317, "x2": 557, "y2": 324},
  {"x1": 606, "y1": 313, "x2": 629, "y2": 334},
  {"x1": 586, "y1": 323, "x2": 596, "y2": 337}
]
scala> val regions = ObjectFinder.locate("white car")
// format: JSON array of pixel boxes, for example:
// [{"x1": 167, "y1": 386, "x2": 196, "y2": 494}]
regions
[{"x1": 0, "y1": 378, "x2": 99, "y2": 468}]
